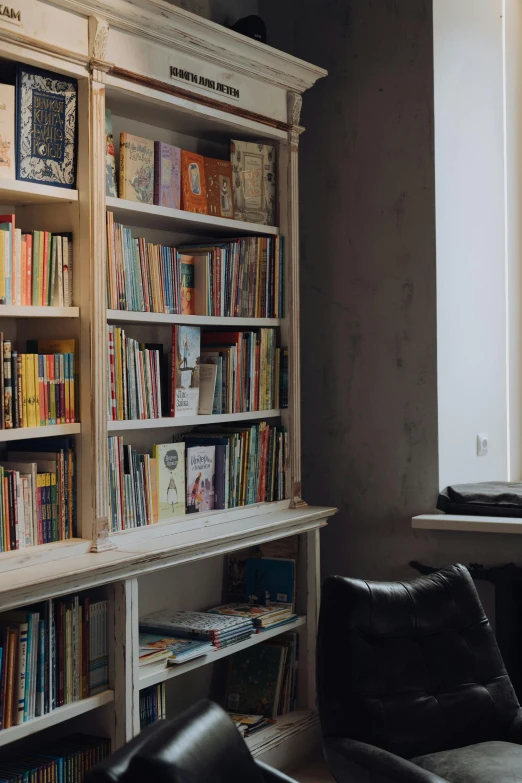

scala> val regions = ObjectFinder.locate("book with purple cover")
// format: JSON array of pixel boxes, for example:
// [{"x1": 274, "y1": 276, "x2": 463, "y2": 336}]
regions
[{"x1": 154, "y1": 142, "x2": 181, "y2": 210}]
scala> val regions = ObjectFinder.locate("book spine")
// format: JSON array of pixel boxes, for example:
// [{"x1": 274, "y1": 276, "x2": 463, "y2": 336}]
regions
[{"x1": 3, "y1": 340, "x2": 12, "y2": 429}]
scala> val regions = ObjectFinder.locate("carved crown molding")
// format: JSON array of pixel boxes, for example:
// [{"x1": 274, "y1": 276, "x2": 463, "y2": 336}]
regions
[{"x1": 49, "y1": 0, "x2": 327, "y2": 94}]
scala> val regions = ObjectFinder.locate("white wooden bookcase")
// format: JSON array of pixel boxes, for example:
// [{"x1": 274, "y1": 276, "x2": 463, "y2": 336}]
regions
[{"x1": 0, "y1": 0, "x2": 335, "y2": 771}]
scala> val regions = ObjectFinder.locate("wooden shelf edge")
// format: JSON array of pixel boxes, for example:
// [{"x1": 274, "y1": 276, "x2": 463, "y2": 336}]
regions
[
  {"x1": 0, "y1": 538, "x2": 93, "y2": 573},
  {"x1": 107, "y1": 310, "x2": 281, "y2": 327},
  {"x1": 138, "y1": 616, "x2": 307, "y2": 689},
  {"x1": 0, "y1": 423, "x2": 81, "y2": 442},
  {"x1": 245, "y1": 709, "x2": 319, "y2": 758},
  {"x1": 108, "y1": 410, "x2": 281, "y2": 432},
  {"x1": 0, "y1": 306, "x2": 79, "y2": 318},
  {"x1": 0, "y1": 691, "x2": 114, "y2": 748},
  {"x1": 0, "y1": 179, "x2": 79, "y2": 205},
  {"x1": 412, "y1": 513, "x2": 522, "y2": 534}
]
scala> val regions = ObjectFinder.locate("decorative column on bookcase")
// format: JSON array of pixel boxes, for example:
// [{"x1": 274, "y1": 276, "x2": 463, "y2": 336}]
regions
[
  {"x1": 89, "y1": 16, "x2": 116, "y2": 552},
  {"x1": 287, "y1": 92, "x2": 306, "y2": 508}
]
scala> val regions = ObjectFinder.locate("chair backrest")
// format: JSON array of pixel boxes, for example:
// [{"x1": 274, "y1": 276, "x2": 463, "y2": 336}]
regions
[
  {"x1": 89, "y1": 700, "x2": 266, "y2": 783},
  {"x1": 317, "y1": 564, "x2": 522, "y2": 759}
]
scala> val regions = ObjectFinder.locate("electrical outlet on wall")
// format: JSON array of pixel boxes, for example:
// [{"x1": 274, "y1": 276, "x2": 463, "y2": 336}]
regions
[{"x1": 477, "y1": 433, "x2": 489, "y2": 457}]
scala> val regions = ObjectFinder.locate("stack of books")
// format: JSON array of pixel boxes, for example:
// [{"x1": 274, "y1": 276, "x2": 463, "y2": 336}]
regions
[
  {"x1": 0, "y1": 438, "x2": 77, "y2": 551},
  {"x1": 107, "y1": 325, "x2": 163, "y2": 421},
  {"x1": 0, "y1": 734, "x2": 111, "y2": 780},
  {"x1": 0, "y1": 594, "x2": 108, "y2": 729},
  {"x1": 208, "y1": 603, "x2": 297, "y2": 633},
  {"x1": 139, "y1": 683, "x2": 166, "y2": 728},
  {"x1": 0, "y1": 215, "x2": 73, "y2": 307},
  {"x1": 139, "y1": 610, "x2": 254, "y2": 651},
  {"x1": 139, "y1": 632, "x2": 214, "y2": 667},
  {"x1": 229, "y1": 713, "x2": 275, "y2": 738}
]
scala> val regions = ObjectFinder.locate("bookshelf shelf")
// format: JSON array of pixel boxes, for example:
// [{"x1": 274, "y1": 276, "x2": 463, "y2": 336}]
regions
[
  {"x1": 0, "y1": 423, "x2": 81, "y2": 442},
  {"x1": 245, "y1": 709, "x2": 320, "y2": 759},
  {"x1": 106, "y1": 197, "x2": 279, "y2": 237},
  {"x1": 108, "y1": 410, "x2": 281, "y2": 432},
  {"x1": 0, "y1": 691, "x2": 114, "y2": 748},
  {"x1": 139, "y1": 615, "x2": 306, "y2": 690},
  {"x1": 0, "y1": 306, "x2": 79, "y2": 318},
  {"x1": 107, "y1": 310, "x2": 280, "y2": 328},
  {"x1": 0, "y1": 179, "x2": 79, "y2": 206}
]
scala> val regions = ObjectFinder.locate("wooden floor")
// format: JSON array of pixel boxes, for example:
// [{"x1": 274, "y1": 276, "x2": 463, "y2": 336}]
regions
[{"x1": 289, "y1": 759, "x2": 335, "y2": 782}]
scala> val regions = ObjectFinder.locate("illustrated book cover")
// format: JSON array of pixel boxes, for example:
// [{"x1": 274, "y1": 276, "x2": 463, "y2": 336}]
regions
[
  {"x1": 186, "y1": 444, "x2": 215, "y2": 512},
  {"x1": 0, "y1": 84, "x2": 15, "y2": 180},
  {"x1": 153, "y1": 441, "x2": 186, "y2": 519},
  {"x1": 204, "y1": 157, "x2": 234, "y2": 219},
  {"x1": 245, "y1": 558, "x2": 296, "y2": 607},
  {"x1": 230, "y1": 140, "x2": 276, "y2": 226},
  {"x1": 139, "y1": 609, "x2": 252, "y2": 640},
  {"x1": 154, "y1": 142, "x2": 181, "y2": 209},
  {"x1": 105, "y1": 109, "x2": 117, "y2": 197},
  {"x1": 119, "y1": 133, "x2": 154, "y2": 204},
  {"x1": 16, "y1": 65, "x2": 77, "y2": 188},
  {"x1": 170, "y1": 325, "x2": 200, "y2": 416},
  {"x1": 180, "y1": 150, "x2": 207, "y2": 213},
  {"x1": 224, "y1": 644, "x2": 286, "y2": 718},
  {"x1": 139, "y1": 633, "x2": 213, "y2": 664},
  {"x1": 198, "y1": 363, "x2": 217, "y2": 415},
  {"x1": 179, "y1": 254, "x2": 195, "y2": 315}
]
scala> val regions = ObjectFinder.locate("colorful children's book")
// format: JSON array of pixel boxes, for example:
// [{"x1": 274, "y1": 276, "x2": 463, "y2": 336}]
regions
[
  {"x1": 16, "y1": 65, "x2": 77, "y2": 188},
  {"x1": 179, "y1": 254, "x2": 195, "y2": 315},
  {"x1": 0, "y1": 84, "x2": 15, "y2": 180},
  {"x1": 204, "y1": 156, "x2": 234, "y2": 219},
  {"x1": 230, "y1": 140, "x2": 276, "y2": 225},
  {"x1": 170, "y1": 325, "x2": 200, "y2": 417},
  {"x1": 119, "y1": 132, "x2": 154, "y2": 203},
  {"x1": 186, "y1": 444, "x2": 215, "y2": 512},
  {"x1": 180, "y1": 150, "x2": 207, "y2": 213},
  {"x1": 245, "y1": 558, "x2": 296, "y2": 607},
  {"x1": 139, "y1": 633, "x2": 214, "y2": 664},
  {"x1": 105, "y1": 109, "x2": 117, "y2": 197},
  {"x1": 139, "y1": 609, "x2": 253, "y2": 641},
  {"x1": 154, "y1": 142, "x2": 181, "y2": 209},
  {"x1": 153, "y1": 442, "x2": 186, "y2": 519}
]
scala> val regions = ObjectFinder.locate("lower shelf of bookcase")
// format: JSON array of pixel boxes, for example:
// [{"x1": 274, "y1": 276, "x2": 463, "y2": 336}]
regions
[
  {"x1": 0, "y1": 691, "x2": 114, "y2": 747},
  {"x1": 0, "y1": 538, "x2": 93, "y2": 573},
  {"x1": 245, "y1": 709, "x2": 320, "y2": 759},
  {"x1": 139, "y1": 616, "x2": 307, "y2": 690},
  {"x1": 0, "y1": 423, "x2": 81, "y2": 441},
  {"x1": 108, "y1": 410, "x2": 281, "y2": 432}
]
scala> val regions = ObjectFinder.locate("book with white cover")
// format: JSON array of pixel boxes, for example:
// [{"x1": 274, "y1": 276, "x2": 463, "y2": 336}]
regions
[{"x1": 0, "y1": 85, "x2": 15, "y2": 179}]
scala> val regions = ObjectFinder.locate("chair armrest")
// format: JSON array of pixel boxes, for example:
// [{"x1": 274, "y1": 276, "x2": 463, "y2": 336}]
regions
[
  {"x1": 257, "y1": 760, "x2": 298, "y2": 782},
  {"x1": 323, "y1": 737, "x2": 449, "y2": 783}
]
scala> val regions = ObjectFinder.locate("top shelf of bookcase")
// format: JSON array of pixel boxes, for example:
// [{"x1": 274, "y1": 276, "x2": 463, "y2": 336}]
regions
[
  {"x1": 0, "y1": 179, "x2": 79, "y2": 206},
  {"x1": 106, "y1": 197, "x2": 279, "y2": 237}
]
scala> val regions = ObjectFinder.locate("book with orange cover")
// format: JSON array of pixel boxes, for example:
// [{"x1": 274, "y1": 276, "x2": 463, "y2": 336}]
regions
[
  {"x1": 204, "y1": 157, "x2": 234, "y2": 219},
  {"x1": 180, "y1": 151, "x2": 207, "y2": 214}
]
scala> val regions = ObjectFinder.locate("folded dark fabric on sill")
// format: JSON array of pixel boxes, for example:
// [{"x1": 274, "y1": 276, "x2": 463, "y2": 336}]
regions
[{"x1": 437, "y1": 482, "x2": 522, "y2": 517}]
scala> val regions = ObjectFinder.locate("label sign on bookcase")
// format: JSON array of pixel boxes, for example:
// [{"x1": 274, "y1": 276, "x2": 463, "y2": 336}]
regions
[
  {"x1": 170, "y1": 67, "x2": 240, "y2": 101},
  {"x1": 0, "y1": 4, "x2": 21, "y2": 24}
]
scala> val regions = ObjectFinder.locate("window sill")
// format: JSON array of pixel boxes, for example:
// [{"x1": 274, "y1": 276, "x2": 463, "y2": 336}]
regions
[{"x1": 412, "y1": 513, "x2": 522, "y2": 534}]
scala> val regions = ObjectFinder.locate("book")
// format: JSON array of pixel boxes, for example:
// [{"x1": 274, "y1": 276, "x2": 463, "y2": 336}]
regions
[
  {"x1": 107, "y1": 326, "x2": 162, "y2": 421},
  {"x1": 186, "y1": 444, "x2": 215, "y2": 512},
  {"x1": 230, "y1": 140, "x2": 276, "y2": 225},
  {"x1": 224, "y1": 643, "x2": 286, "y2": 718},
  {"x1": 208, "y1": 603, "x2": 294, "y2": 628},
  {"x1": 139, "y1": 633, "x2": 214, "y2": 664},
  {"x1": 153, "y1": 442, "x2": 186, "y2": 520},
  {"x1": 15, "y1": 65, "x2": 77, "y2": 188},
  {"x1": 139, "y1": 683, "x2": 166, "y2": 727},
  {"x1": 245, "y1": 558, "x2": 296, "y2": 607},
  {"x1": 170, "y1": 325, "x2": 200, "y2": 417},
  {"x1": 180, "y1": 150, "x2": 207, "y2": 213},
  {"x1": 179, "y1": 254, "x2": 195, "y2": 315},
  {"x1": 139, "y1": 609, "x2": 253, "y2": 641},
  {"x1": 154, "y1": 142, "x2": 181, "y2": 209},
  {"x1": 105, "y1": 109, "x2": 117, "y2": 197},
  {"x1": 119, "y1": 132, "x2": 154, "y2": 203},
  {"x1": 204, "y1": 156, "x2": 234, "y2": 219},
  {"x1": 0, "y1": 84, "x2": 15, "y2": 180},
  {"x1": 198, "y1": 363, "x2": 217, "y2": 415}
]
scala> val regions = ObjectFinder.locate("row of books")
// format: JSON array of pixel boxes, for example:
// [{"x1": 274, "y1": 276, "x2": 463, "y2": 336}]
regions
[
  {"x1": 107, "y1": 222, "x2": 285, "y2": 321},
  {"x1": 107, "y1": 324, "x2": 286, "y2": 422},
  {"x1": 0, "y1": 734, "x2": 111, "y2": 783},
  {"x1": 0, "y1": 216, "x2": 73, "y2": 308},
  {"x1": 0, "y1": 438, "x2": 77, "y2": 552},
  {"x1": 139, "y1": 683, "x2": 166, "y2": 729},
  {"x1": 108, "y1": 121, "x2": 276, "y2": 226},
  {"x1": 0, "y1": 595, "x2": 107, "y2": 730},
  {"x1": 108, "y1": 423, "x2": 288, "y2": 531}
]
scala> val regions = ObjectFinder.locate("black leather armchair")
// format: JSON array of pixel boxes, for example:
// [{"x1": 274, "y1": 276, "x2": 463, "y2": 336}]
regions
[
  {"x1": 86, "y1": 699, "x2": 298, "y2": 783},
  {"x1": 317, "y1": 564, "x2": 522, "y2": 783}
]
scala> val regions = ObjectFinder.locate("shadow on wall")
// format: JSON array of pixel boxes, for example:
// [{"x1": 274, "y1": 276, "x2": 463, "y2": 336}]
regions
[{"x1": 165, "y1": 0, "x2": 259, "y2": 27}]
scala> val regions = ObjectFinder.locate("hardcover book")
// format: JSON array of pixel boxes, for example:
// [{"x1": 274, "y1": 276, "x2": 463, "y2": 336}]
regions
[
  {"x1": 153, "y1": 442, "x2": 186, "y2": 519},
  {"x1": 0, "y1": 84, "x2": 15, "y2": 180},
  {"x1": 204, "y1": 157, "x2": 234, "y2": 219},
  {"x1": 16, "y1": 65, "x2": 77, "y2": 188},
  {"x1": 170, "y1": 325, "x2": 200, "y2": 417},
  {"x1": 154, "y1": 142, "x2": 181, "y2": 209},
  {"x1": 230, "y1": 140, "x2": 276, "y2": 225},
  {"x1": 186, "y1": 444, "x2": 215, "y2": 512},
  {"x1": 105, "y1": 109, "x2": 117, "y2": 198},
  {"x1": 139, "y1": 609, "x2": 252, "y2": 640},
  {"x1": 180, "y1": 150, "x2": 207, "y2": 213},
  {"x1": 119, "y1": 133, "x2": 154, "y2": 204},
  {"x1": 179, "y1": 254, "x2": 195, "y2": 315},
  {"x1": 224, "y1": 644, "x2": 286, "y2": 718},
  {"x1": 245, "y1": 558, "x2": 296, "y2": 607}
]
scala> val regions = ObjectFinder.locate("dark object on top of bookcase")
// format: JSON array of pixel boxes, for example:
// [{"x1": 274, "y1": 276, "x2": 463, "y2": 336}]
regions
[
  {"x1": 15, "y1": 64, "x2": 77, "y2": 189},
  {"x1": 230, "y1": 15, "x2": 267, "y2": 44},
  {"x1": 86, "y1": 699, "x2": 297, "y2": 782},
  {"x1": 317, "y1": 564, "x2": 522, "y2": 783}
]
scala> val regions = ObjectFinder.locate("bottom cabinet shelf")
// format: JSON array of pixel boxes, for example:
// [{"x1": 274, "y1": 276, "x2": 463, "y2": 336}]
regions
[
  {"x1": 245, "y1": 709, "x2": 320, "y2": 758},
  {"x1": 0, "y1": 691, "x2": 114, "y2": 748}
]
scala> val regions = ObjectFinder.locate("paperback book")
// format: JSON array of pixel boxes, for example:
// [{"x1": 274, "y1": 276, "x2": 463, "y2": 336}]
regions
[
  {"x1": 154, "y1": 442, "x2": 186, "y2": 519},
  {"x1": 171, "y1": 325, "x2": 200, "y2": 417},
  {"x1": 186, "y1": 444, "x2": 215, "y2": 512},
  {"x1": 154, "y1": 142, "x2": 181, "y2": 209},
  {"x1": 119, "y1": 132, "x2": 154, "y2": 203},
  {"x1": 0, "y1": 84, "x2": 15, "y2": 180},
  {"x1": 230, "y1": 140, "x2": 276, "y2": 225}
]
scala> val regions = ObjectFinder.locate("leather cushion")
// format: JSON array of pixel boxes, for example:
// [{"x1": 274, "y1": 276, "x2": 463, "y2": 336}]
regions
[{"x1": 413, "y1": 741, "x2": 522, "y2": 783}]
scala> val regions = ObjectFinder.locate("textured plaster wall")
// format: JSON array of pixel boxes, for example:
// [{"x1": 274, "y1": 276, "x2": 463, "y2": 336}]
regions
[
  {"x1": 263, "y1": 0, "x2": 522, "y2": 582},
  {"x1": 166, "y1": 0, "x2": 258, "y2": 26}
]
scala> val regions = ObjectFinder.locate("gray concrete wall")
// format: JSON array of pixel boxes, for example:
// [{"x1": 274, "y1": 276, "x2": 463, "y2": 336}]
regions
[{"x1": 264, "y1": 0, "x2": 522, "y2": 582}]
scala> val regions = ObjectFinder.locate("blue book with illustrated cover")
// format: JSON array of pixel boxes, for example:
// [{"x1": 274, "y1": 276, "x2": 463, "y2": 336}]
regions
[
  {"x1": 16, "y1": 64, "x2": 77, "y2": 189},
  {"x1": 245, "y1": 558, "x2": 295, "y2": 606}
]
